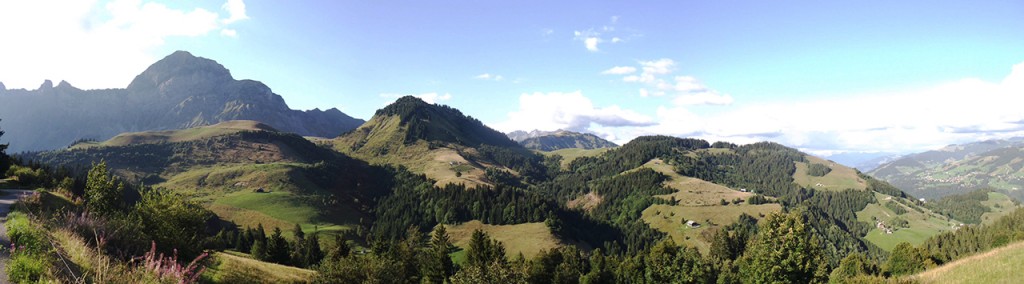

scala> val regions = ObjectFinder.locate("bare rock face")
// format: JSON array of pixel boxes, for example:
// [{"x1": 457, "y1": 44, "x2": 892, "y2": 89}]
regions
[{"x1": 0, "y1": 51, "x2": 364, "y2": 152}]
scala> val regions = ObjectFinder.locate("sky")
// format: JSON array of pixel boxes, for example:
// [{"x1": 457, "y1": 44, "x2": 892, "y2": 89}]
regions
[{"x1": 1, "y1": 0, "x2": 1023, "y2": 158}]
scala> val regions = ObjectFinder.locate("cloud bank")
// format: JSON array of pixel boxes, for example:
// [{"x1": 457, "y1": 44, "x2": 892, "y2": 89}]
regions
[
  {"x1": 498, "y1": 61, "x2": 1024, "y2": 155},
  {"x1": 0, "y1": 0, "x2": 249, "y2": 90}
]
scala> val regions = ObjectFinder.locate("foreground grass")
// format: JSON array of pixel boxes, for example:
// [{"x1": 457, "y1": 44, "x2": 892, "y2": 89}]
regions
[
  {"x1": 201, "y1": 251, "x2": 315, "y2": 284},
  {"x1": 914, "y1": 240, "x2": 1024, "y2": 283}
]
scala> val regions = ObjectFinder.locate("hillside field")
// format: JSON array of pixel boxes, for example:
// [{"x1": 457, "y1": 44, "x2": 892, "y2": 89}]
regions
[
  {"x1": 445, "y1": 220, "x2": 561, "y2": 260},
  {"x1": 638, "y1": 159, "x2": 781, "y2": 253},
  {"x1": 856, "y1": 192, "x2": 959, "y2": 251},
  {"x1": 914, "y1": 241, "x2": 1024, "y2": 283}
]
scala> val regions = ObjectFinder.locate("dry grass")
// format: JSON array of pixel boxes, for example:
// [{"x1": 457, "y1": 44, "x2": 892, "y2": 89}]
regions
[
  {"x1": 644, "y1": 159, "x2": 750, "y2": 204},
  {"x1": 207, "y1": 203, "x2": 296, "y2": 233},
  {"x1": 445, "y1": 220, "x2": 561, "y2": 259},
  {"x1": 203, "y1": 251, "x2": 316, "y2": 284},
  {"x1": 72, "y1": 120, "x2": 272, "y2": 149},
  {"x1": 542, "y1": 148, "x2": 613, "y2": 168},
  {"x1": 567, "y1": 192, "x2": 603, "y2": 212},
  {"x1": 914, "y1": 241, "x2": 1024, "y2": 283},
  {"x1": 793, "y1": 155, "x2": 868, "y2": 191}
]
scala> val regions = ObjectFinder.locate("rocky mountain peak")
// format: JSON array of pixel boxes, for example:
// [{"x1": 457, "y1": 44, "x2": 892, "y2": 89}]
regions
[{"x1": 127, "y1": 50, "x2": 233, "y2": 92}]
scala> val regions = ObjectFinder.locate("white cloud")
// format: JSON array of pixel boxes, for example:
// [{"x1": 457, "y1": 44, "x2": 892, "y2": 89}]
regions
[
  {"x1": 609, "y1": 58, "x2": 734, "y2": 106},
  {"x1": 601, "y1": 66, "x2": 636, "y2": 75},
  {"x1": 221, "y1": 0, "x2": 249, "y2": 24},
  {"x1": 637, "y1": 60, "x2": 1024, "y2": 155},
  {"x1": 380, "y1": 92, "x2": 453, "y2": 104},
  {"x1": 493, "y1": 91, "x2": 654, "y2": 133},
  {"x1": 572, "y1": 16, "x2": 632, "y2": 52},
  {"x1": 673, "y1": 92, "x2": 734, "y2": 106},
  {"x1": 584, "y1": 37, "x2": 601, "y2": 52},
  {"x1": 474, "y1": 73, "x2": 504, "y2": 81},
  {"x1": 220, "y1": 28, "x2": 238, "y2": 37},
  {"x1": 0, "y1": 0, "x2": 250, "y2": 90}
]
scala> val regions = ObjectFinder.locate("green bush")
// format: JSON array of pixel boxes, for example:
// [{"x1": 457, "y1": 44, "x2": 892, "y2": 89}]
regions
[
  {"x1": 5, "y1": 211, "x2": 48, "y2": 254},
  {"x1": 6, "y1": 253, "x2": 50, "y2": 283}
]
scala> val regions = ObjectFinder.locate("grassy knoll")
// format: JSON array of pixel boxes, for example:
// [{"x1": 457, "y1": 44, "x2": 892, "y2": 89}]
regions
[
  {"x1": 203, "y1": 251, "x2": 316, "y2": 283},
  {"x1": 445, "y1": 220, "x2": 561, "y2": 259},
  {"x1": 793, "y1": 155, "x2": 867, "y2": 191},
  {"x1": 542, "y1": 147, "x2": 613, "y2": 168},
  {"x1": 914, "y1": 241, "x2": 1024, "y2": 283},
  {"x1": 334, "y1": 116, "x2": 494, "y2": 187},
  {"x1": 638, "y1": 159, "x2": 781, "y2": 253},
  {"x1": 857, "y1": 192, "x2": 959, "y2": 251}
]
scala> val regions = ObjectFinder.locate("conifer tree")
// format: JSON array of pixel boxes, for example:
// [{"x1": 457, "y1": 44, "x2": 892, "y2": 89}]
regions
[
  {"x1": 267, "y1": 227, "x2": 291, "y2": 264},
  {"x1": 422, "y1": 225, "x2": 454, "y2": 284},
  {"x1": 741, "y1": 210, "x2": 829, "y2": 283}
]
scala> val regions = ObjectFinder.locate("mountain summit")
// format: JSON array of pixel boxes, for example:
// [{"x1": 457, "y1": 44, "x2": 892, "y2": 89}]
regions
[
  {"x1": 0, "y1": 51, "x2": 364, "y2": 152},
  {"x1": 335, "y1": 96, "x2": 536, "y2": 186}
]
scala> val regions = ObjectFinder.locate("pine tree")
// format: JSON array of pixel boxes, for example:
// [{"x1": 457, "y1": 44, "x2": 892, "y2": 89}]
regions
[
  {"x1": 327, "y1": 234, "x2": 350, "y2": 261},
  {"x1": 251, "y1": 224, "x2": 269, "y2": 260},
  {"x1": 422, "y1": 225, "x2": 454, "y2": 284},
  {"x1": 303, "y1": 232, "x2": 324, "y2": 267},
  {"x1": 267, "y1": 227, "x2": 291, "y2": 265},
  {"x1": 291, "y1": 224, "x2": 306, "y2": 266},
  {"x1": 740, "y1": 210, "x2": 829, "y2": 284}
]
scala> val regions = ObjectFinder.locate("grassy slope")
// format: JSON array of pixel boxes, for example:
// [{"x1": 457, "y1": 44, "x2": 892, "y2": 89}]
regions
[
  {"x1": 638, "y1": 159, "x2": 781, "y2": 253},
  {"x1": 445, "y1": 220, "x2": 561, "y2": 259},
  {"x1": 541, "y1": 147, "x2": 613, "y2": 168},
  {"x1": 914, "y1": 241, "x2": 1024, "y2": 284},
  {"x1": 72, "y1": 120, "x2": 273, "y2": 149},
  {"x1": 333, "y1": 116, "x2": 492, "y2": 187},
  {"x1": 157, "y1": 163, "x2": 359, "y2": 238},
  {"x1": 66, "y1": 123, "x2": 365, "y2": 240},
  {"x1": 793, "y1": 155, "x2": 867, "y2": 191},
  {"x1": 856, "y1": 192, "x2": 959, "y2": 251},
  {"x1": 203, "y1": 251, "x2": 316, "y2": 284},
  {"x1": 980, "y1": 191, "x2": 1019, "y2": 225}
]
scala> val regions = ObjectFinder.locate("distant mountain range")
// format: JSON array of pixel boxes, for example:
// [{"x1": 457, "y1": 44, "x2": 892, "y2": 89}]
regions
[
  {"x1": 0, "y1": 51, "x2": 363, "y2": 152},
  {"x1": 868, "y1": 138, "x2": 1024, "y2": 200},
  {"x1": 507, "y1": 129, "x2": 617, "y2": 151}
]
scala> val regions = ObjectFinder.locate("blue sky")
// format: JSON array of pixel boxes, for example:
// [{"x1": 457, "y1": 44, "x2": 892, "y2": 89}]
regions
[{"x1": 2, "y1": 0, "x2": 1023, "y2": 157}]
